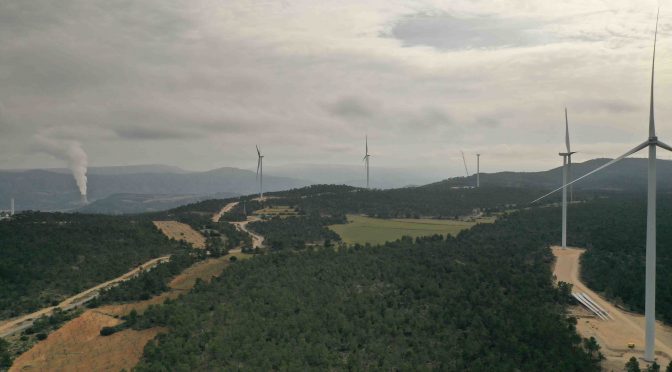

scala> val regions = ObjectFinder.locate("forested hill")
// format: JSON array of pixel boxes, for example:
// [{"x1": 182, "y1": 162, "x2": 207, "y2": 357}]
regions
[
  {"x1": 132, "y1": 212, "x2": 601, "y2": 371},
  {"x1": 270, "y1": 184, "x2": 541, "y2": 218},
  {"x1": 0, "y1": 212, "x2": 186, "y2": 319},
  {"x1": 441, "y1": 157, "x2": 672, "y2": 192}
]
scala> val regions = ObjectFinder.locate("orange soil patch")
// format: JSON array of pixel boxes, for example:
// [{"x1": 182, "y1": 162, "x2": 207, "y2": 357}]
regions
[
  {"x1": 11, "y1": 256, "x2": 233, "y2": 371},
  {"x1": 10, "y1": 310, "x2": 164, "y2": 372},
  {"x1": 153, "y1": 220, "x2": 206, "y2": 249},
  {"x1": 553, "y1": 246, "x2": 672, "y2": 369}
]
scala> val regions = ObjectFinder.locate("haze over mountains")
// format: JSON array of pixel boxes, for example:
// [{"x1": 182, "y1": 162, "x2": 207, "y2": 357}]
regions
[{"x1": 3, "y1": 158, "x2": 672, "y2": 213}]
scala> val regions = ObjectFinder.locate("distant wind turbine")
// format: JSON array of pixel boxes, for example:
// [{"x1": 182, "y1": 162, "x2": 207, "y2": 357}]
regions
[
  {"x1": 363, "y1": 136, "x2": 371, "y2": 189},
  {"x1": 256, "y1": 145, "x2": 264, "y2": 199},
  {"x1": 532, "y1": 11, "x2": 671, "y2": 361},
  {"x1": 460, "y1": 151, "x2": 470, "y2": 178},
  {"x1": 559, "y1": 108, "x2": 576, "y2": 249}
]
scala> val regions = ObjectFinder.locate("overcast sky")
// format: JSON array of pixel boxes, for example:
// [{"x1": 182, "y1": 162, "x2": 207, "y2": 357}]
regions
[{"x1": 1, "y1": 0, "x2": 670, "y2": 177}]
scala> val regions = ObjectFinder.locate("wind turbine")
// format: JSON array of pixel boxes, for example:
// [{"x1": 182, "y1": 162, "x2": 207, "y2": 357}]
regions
[
  {"x1": 460, "y1": 151, "x2": 470, "y2": 180},
  {"x1": 532, "y1": 11, "x2": 672, "y2": 361},
  {"x1": 559, "y1": 108, "x2": 576, "y2": 249},
  {"x1": 363, "y1": 136, "x2": 371, "y2": 189},
  {"x1": 476, "y1": 154, "x2": 481, "y2": 188},
  {"x1": 256, "y1": 145, "x2": 264, "y2": 199}
]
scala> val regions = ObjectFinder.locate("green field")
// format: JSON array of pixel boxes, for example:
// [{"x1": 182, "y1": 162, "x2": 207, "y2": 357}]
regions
[{"x1": 329, "y1": 215, "x2": 494, "y2": 245}]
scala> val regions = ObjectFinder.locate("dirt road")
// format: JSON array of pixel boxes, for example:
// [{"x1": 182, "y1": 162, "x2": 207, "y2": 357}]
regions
[
  {"x1": 212, "y1": 201, "x2": 239, "y2": 222},
  {"x1": 232, "y1": 216, "x2": 264, "y2": 248},
  {"x1": 0, "y1": 255, "x2": 170, "y2": 338},
  {"x1": 553, "y1": 246, "x2": 672, "y2": 369}
]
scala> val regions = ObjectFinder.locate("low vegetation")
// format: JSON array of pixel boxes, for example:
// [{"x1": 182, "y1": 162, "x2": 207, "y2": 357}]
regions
[{"x1": 329, "y1": 214, "x2": 492, "y2": 245}]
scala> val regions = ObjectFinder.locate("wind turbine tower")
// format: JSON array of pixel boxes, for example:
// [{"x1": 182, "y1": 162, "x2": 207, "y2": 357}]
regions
[
  {"x1": 476, "y1": 154, "x2": 481, "y2": 188},
  {"x1": 559, "y1": 108, "x2": 576, "y2": 249},
  {"x1": 256, "y1": 145, "x2": 264, "y2": 199},
  {"x1": 532, "y1": 11, "x2": 671, "y2": 361},
  {"x1": 10, "y1": 198, "x2": 14, "y2": 216},
  {"x1": 363, "y1": 136, "x2": 371, "y2": 189}
]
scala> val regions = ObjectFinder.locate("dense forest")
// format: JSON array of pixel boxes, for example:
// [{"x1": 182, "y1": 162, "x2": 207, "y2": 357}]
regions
[
  {"x1": 129, "y1": 212, "x2": 601, "y2": 371},
  {"x1": 247, "y1": 213, "x2": 344, "y2": 250},
  {"x1": 269, "y1": 184, "x2": 560, "y2": 218},
  {"x1": 0, "y1": 212, "x2": 184, "y2": 319}
]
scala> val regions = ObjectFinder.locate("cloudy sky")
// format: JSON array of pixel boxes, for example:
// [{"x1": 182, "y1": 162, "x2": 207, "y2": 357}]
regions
[{"x1": 0, "y1": 0, "x2": 670, "y2": 178}]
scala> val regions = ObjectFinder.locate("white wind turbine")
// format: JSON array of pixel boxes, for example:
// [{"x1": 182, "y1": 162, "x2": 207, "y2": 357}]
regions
[
  {"x1": 363, "y1": 136, "x2": 371, "y2": 189},
  {"x1": 559, "y1": 108, "x2": 576, "y2": 249},
  {"x1": 532, "y1": 12, "x2": 672, "y2": 361},
  {"x1": 256, "y1": 145, "x2": 264, "y2": 199}
]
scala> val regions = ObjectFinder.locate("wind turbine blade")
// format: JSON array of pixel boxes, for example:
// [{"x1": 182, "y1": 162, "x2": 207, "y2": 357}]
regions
[
  {"x1": 531, "y1": 141, "x2": 648, "y2": 204},
  {"x1": 256, "y1": 145, "x2": 261, "y2": 157},
  {"x1": 366, "y1": 135, "x2": 368, "y2": 155},
  {"x1": 461, "y1": 151, "x2": 470, "y2": 177},
  {"x1": 256, "y1": 158, "x2": 261, "y2": 178},
  {"x1": 657, "y1": 140, "x2": 672, "y2": 153},
  {"x1": 649, "y1": 8, "x2": 659, "y2": 138},
  {"x1": 565, "y1": 108, "x2": 570, "y2": 152}
]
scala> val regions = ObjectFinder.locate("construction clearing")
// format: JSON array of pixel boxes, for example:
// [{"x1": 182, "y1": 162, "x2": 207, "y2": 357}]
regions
[
  {"x1": 552, "y1": 246, "x2": 672, "y2": 370},
  {"x1": 153, "y1": 220, "x2": 206, "y2": 249}
]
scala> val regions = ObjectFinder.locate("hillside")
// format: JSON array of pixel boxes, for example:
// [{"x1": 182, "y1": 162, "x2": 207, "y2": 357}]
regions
[
  {"x1": 78, "y1": 192, "x2": 237, "y2": 215},
  {"x1": 444, "y1": 158, "x2": 672, "y2": 192},
  {"x1": 131, "y1": 212, "x2": 601, "y2": 371},
  {"x1": 0, "y1": 212, "x2": 186, "y2": 319}
]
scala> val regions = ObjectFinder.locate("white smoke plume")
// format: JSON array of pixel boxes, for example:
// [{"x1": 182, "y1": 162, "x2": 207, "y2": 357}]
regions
[{"x1": 35, "y1": 134, "x2": 88, "y2": 198}]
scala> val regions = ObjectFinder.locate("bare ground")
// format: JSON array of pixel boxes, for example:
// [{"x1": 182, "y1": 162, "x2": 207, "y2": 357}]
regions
[
  {"x1": 153, "y1": 220, "x2": 206, "y2": 248},
  {"x1": 552, "y1": 246, "x2": 672, "y2": 370},
  {"x1": 10, "y1": 255, "x2": 232, "y2": 372}
]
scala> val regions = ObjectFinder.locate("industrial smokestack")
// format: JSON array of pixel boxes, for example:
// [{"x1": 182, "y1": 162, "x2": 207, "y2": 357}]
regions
[
  {"x1": 34, "y1": 133, "x2": 88, "y2": 203},
  {"x1": 80, "y1": 194, "x2": 88, "y2": 205}
]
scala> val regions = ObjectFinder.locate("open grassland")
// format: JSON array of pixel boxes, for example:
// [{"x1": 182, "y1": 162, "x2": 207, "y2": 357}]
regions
[
  {"x1": 153, "y1": 220, "x2": 206, "y2": 248},
  {"x1": 329, "y1": 215, "x2": 494, "y2": 245}
]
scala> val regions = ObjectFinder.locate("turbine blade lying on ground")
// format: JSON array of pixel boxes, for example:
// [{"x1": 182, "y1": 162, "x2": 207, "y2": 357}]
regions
[{"x1": 531, "y1": 141, "x2": 649, "y2": 204}]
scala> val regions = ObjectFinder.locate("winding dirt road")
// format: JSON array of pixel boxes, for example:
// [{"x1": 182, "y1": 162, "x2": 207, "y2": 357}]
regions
[
  {"x1": 213, "y1": 201, "x2": 264, "y2": 248},
  {"x1": 553, "y1": 246, "x2": 672, "y2": 369},
  {"x1": 212, "y1": 201, "x2": 239, "y2": 222}
]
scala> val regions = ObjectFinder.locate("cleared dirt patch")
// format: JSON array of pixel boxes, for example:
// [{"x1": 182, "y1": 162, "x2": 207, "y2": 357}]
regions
[
  {"x1": 10, "y1": 255, "x2": 234, "y2": 371},
  {"x1": 153, "y1": 220, "x2": 206, "y2": 248},
  {"x1": 552, "y1": 246, "x2": 672, "y2": 369},
  {"x1": 10, "y1": 310, "x2": 164, "y2": 372}
]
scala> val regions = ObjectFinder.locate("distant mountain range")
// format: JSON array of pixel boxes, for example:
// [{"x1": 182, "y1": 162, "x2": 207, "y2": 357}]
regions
[
  {"x1": 3, "y1": 159, "x2": 670, "y2": 213},
  {"x1": 0, "y1": 165, "x2": 308, "y2": 212},
  {"x1": 442, "y1": 158, "x2": 672, "y2": 192}
]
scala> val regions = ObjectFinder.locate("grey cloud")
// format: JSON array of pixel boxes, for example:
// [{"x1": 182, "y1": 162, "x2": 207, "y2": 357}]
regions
[
  {"x1": 114, "y1": 125, "x2": 204, "y2": 140},
  {"x1": 326, "y1": 97, "x2": 378, "y2": 119},
  {"x1": 390, "y1": 13, "x2": 554, "y2": 50},
  {"x1": 573, "y1": 99, "x2": 640, "y2": 114}
]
